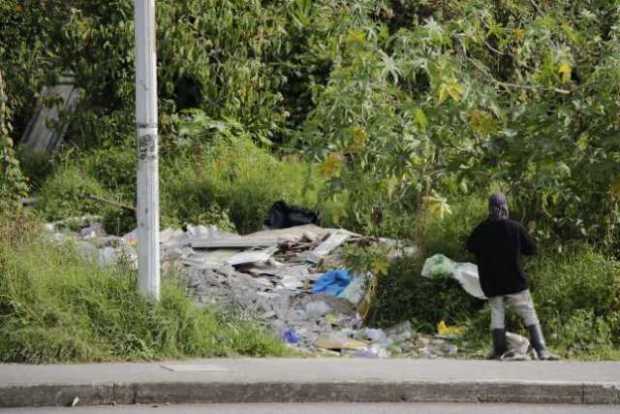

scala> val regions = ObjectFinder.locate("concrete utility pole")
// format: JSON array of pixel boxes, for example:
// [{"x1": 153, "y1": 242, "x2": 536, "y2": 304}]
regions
[{"x1": 134, "y1": 0, "x2": 160, "y2": 300}]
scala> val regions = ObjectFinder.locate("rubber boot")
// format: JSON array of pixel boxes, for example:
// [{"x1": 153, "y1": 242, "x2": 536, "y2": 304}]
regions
[
  {"x1": 487, "y1": 329, "x2": 507, "y2": 360},
  {"x1": 527, "y1": 324, "x2": 560, "y2": 361}
]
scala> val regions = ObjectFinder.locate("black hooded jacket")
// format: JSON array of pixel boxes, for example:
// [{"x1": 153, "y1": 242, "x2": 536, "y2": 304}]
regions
[{"x1": 466, "y1": 218, "x2": 537, "y2": 297}]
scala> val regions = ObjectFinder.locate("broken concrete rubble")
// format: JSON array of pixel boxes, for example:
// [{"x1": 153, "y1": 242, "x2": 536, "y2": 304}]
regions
[{"x1": 43, "y1": 217, "x2": 475, "y2": 359}]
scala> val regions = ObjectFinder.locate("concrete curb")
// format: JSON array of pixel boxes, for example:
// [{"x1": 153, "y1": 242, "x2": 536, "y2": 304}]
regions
[{"x1": 1, "y1": 380, "x2": 618, "y2": 408}]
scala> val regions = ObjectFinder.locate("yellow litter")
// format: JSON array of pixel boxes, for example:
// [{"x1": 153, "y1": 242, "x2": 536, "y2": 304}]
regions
[
  {"x1": 437, "y1": 320, "x2": 465, "y2": 337},
  {"x1": 314, "y1": 335, "x2": 368, "y2": 351}
]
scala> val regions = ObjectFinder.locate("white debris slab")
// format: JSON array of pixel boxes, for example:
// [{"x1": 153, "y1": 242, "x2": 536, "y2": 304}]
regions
[
  {"x1": 181, "y1": 250, "x2": 241, "y2": 269},
  {"x1": 306, "y1": 230, "x2": 352, "y2": 264},
  {"x1": 225, "y1": 247, "x2": 278, "y2": 266},
  {"x1": 191, "y1": 236, "x2": 279, "y2": 250},
  {"x1": 190, "y1": 224, "x2": 332, "y2": 250}
]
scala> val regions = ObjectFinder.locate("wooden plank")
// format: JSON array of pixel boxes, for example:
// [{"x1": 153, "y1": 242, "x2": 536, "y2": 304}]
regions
[{"x1": 20, "y1": 74, "x2": 81, "y2": 154}]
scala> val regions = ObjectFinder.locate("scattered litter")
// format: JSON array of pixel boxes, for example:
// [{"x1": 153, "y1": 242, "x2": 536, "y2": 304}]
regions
[
  {"x1": 443, "y1": 343, "x2": 459, "y2": 355},
  {"x1": 315, "y1": 334, "x2": 368, "y2": 351},
  {"x1": 338, "y1": 274, "x2": 367, "y2": 305},
  {"x1": 43, "y1": 217, "x2": 438, "y2": 359},
  {"x1": 181, "y1": 250, "x2": 240, "y2": 269},
  {"x1": 97, "y1": 246, "x2": 117, "y2": 267},
  {"x1": 304, "y1": 301, "x2": 332, "y2": 319},
  {"x1": 354, "y1": 344, "x2": 391, "y2": 359},
  {"x1": 75, "y1": 240, "x2": 99, "y2": 262},
  {"x1": 281, "y1": 328, "x2": 300, "y2": 344},
  {"x1": 361, "y1": 328, "x2": 388, "y2": 343},
  {"x1": 505, "y1": 332, "x2": 531, "y2": 359},
  {"x1": 421, "y1": 254, "x2": 456, "y2": 278},
  {"x1": 264, "y1": 200, "x2": 319, "y2": 229},
  {"x1": 307, "y1": 230, "x2": 353, "y2": 263},
  {"x1": 437, "y1": 320, "x2": 465, "y2": 338},
  {"x1": 191, "y1": 236, "x2": 278, "y2": 250},
  {"x1": 312, "y1": 269, "x2": 351, "y2": 296},
  {"x1": 79, "y1": 223, "x2": 105, "y2": 239},
  {"x1": 123, "y1": 229, "x2": 138, "y2": 246},
  {"x1": 385, "y1": 321, "x2": 413, "y2": 340}
]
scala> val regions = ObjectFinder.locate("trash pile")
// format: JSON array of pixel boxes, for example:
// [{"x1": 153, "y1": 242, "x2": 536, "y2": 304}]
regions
[
  {"x1": 155, "y1": 223, "x2": 424, "y2": 357},
  {"x1": 44, "y1": 216, "x2": 531, "y2": 359}
]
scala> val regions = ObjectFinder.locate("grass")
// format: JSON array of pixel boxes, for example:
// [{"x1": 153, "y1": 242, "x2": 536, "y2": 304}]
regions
[
  {"x1": 0, "y1": 215, "x2": 288, "y2": 363},
  {"x1": 35, "y1": 134, "x2": 325, "y2": 235},
  {"x1": 159, "y1": 135, "x2": 323, "y2": 233}
]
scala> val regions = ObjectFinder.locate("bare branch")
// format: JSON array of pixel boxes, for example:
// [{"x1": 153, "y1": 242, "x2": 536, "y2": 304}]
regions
[
  {"x1": 529, "y1": 0, "x2": 543, "y2": 15},
  {"x1": 85, "y1": 194, "x2": 136, "y2": 212}
]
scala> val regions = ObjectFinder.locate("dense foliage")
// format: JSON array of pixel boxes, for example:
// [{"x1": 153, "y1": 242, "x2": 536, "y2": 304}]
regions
[
  {"x1": 2, "y1": 0, "x2": 618, "y2": 247},
  {"x1": 1, "y1": 1, "x2": 620, "y2": 359},
  {"x1": 0, "y1": 69, "x2": 28, "y2": 212}
]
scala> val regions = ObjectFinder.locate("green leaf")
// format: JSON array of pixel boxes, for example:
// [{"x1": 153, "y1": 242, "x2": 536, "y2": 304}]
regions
[{"x1": 414, "y1": 108, "x2": 428, "y2": 131}]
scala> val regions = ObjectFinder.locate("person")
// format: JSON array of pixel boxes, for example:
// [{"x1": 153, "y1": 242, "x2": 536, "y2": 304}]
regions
[{"x1": 466, "y1": 193, "x2": 558, "y2": 360}]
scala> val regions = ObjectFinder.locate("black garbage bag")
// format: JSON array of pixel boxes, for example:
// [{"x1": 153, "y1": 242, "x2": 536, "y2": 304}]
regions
[{"x1": 264, "y1": 200, "x2": 320, "y2": 229}]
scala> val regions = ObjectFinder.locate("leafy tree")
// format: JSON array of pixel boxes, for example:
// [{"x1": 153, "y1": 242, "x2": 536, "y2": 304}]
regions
[
  {"x1": 1, "y1": 0, "x2": 618, "y2": 248},
  {"x1": 0, "y1": 68, "x2": 28, "y2": 212}
]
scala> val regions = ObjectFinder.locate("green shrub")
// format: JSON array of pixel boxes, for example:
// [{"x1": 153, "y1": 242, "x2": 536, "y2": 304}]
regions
[
  {"x1": 369, "y1": 255, "x2": 485, "y2": 331},
  {"x1": 35, "y1": 132, "x2": 321, "y2": 234},
  {"x1": 417, "y1": 195, "x2": 487, "y2": 261},
  {"x1": 37, "y1": 165, "x2": 111, "y2": 221},
  {"x1": 161, "y1": 135, "x2": 321, "y2": 233},
  {"x1": 16, "y1": 149, "x2": 55, "y2": 191},
  {"x1": 80, "y1": 142, "x2": 137, "y2": 197},
  {"x1": 529, "y1": 247, "x2": 620, "y2": 351},
  {"x1": 0, "y1": 218, "x2": 287, "y2": 362},
  {"x1": 529, "y1": 247, "x2": 620, "y2": 320}
]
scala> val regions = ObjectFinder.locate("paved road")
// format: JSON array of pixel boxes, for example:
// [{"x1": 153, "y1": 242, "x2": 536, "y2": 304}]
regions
[{"x1": 1, "y1": 403, "x2": 618, "y2": 414}]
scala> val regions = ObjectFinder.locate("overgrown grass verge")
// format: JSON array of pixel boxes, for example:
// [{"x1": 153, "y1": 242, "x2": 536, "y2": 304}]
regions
[{"x1": 0, "y1": 216, "x2": 287, "y2": 363}]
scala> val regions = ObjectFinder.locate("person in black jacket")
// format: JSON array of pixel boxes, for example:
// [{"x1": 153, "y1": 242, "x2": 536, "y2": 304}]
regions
[{"x1": 466, "y1": 193, "x2": 558, "y2": 360}]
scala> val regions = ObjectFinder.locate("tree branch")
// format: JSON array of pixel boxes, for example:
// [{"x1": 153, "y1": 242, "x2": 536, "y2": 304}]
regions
[
  {"x1": 467, "y1": 57, "x2": 571, "y2": 95},
  {"x1": 529, "y1": 0, "x2": 543, "y2": 15},
  {"x1": 85, "y1": 194, "x2": 136, "y2": 212}
]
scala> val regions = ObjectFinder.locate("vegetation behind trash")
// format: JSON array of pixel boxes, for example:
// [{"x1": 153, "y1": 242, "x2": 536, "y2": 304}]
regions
[
  {"x1": 2, "y1": 1, "x2": 620, "y2": 359},
  {"x1": 0, "y1": 215, "x2": 288, "y2": 363}
]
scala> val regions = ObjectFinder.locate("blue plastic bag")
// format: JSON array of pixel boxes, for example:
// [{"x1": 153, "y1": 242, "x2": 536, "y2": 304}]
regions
[
  {"x1": 312, "y1": 269, "x2": 351, "y2": 296},
  {"x1": 281, "y1": 328, "x2": 300, "y2": 344}
]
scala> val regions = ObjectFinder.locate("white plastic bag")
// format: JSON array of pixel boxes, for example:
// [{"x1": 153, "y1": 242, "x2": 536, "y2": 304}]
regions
[
  {"x1": 422, "y1": 254, "x2": 487, "y2": 300},
  {"x1": 453, "y1": 263, "x2": 487, "y2": 299}
]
